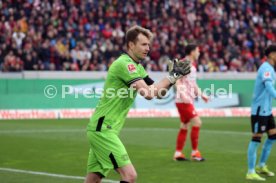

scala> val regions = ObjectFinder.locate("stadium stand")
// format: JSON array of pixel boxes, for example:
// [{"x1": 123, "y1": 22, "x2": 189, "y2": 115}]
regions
[{"x1": 0, "y1": 0, "x2": 275, "y2": 72}]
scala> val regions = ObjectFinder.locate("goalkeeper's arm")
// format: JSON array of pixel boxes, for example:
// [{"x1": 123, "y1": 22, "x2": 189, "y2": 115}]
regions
[
  {"x1": 131, "y1": 78, "x2": 172, "y2": 100},
  {"x1": 131, "y1": 59, "x2": 191, "y2": 100}
]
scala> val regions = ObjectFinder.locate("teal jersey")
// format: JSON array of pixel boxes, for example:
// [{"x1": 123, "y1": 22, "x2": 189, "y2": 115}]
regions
[
  {"x1": 251, "y1": 62, "x2": 276, "y2": 116},
  {"x1": 87, "y1": 54, "x2": 148, "y2": 134}
]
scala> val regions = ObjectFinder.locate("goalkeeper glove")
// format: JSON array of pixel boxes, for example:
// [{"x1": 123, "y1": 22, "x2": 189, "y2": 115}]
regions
[{"x1": 167, "y1": 58, "x2": 191, "y2": 84}]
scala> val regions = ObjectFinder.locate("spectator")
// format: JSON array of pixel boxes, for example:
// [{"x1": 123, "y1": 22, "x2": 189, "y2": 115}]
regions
[
  {"x1": 0, "y1": 0, "x2": 275, "y2": 72},
  {"x1": 12, "y1": 31, "x2": 25, "y2": 49}
]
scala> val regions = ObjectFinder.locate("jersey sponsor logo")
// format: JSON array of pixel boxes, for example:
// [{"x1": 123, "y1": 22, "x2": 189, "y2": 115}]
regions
[
  {"x1": 264, "y1": 71, "x2": 271, "y2": 78},
  {"x1": 127, "y1": 64, "x2": 136, "y2": 73}
]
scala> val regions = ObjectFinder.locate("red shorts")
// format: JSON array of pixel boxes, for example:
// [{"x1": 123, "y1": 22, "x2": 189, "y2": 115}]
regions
[{"x1": 176, "y1": 103, "x2": 198, "y2": 124}]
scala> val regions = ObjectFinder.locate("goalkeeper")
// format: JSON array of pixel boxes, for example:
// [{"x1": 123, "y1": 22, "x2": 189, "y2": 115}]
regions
[{"x1": 85, "y1": 25, "x2": 190, "y2": 183}]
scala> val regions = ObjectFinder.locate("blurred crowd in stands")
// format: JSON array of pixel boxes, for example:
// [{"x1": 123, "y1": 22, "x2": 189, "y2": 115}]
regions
[{"x1": 0, "y1": 0, "x2": 275, "y2": 72}]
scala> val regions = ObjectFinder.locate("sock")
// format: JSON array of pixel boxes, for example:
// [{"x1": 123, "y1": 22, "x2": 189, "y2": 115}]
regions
[
  {"x1": 120, "y1": 181, "x2": 129, "y2": 183},
  {"x1": 191, "y1": 126, "x2": 200, "y2": 151},
  {"x1": 247, "y1": 140, "x2": 261, "y2": 174},
  {"x1": 176, "y1": 128, "x2": 188, "y2": 152},
  {"x1": 259, "y1": 138, "x2": 275, "y2": 167}
]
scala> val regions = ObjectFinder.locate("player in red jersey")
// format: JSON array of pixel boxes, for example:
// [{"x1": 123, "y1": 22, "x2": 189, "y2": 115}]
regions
[{"x1": 173, "y1": 44, "x2": 209, "y2": 162}]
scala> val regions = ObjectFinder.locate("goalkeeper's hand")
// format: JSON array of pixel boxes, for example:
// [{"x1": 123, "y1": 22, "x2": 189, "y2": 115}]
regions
[{"x1": 167, "y1": 58, "x2": 191, "y2": 84}]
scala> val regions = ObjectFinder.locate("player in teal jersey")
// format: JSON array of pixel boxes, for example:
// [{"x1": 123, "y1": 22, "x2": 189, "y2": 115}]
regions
[
  {"x1": 85, "y1": 25, "x2": 191, "y2": 183},
  {"x1": 246, "y1": 44, "x2": 276, "y2": 181}
]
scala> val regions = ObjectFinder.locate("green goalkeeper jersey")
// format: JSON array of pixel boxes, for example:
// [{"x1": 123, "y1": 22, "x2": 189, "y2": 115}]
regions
[{"x1": 87, "y1": 54, "x2": 148, "y2": 135}]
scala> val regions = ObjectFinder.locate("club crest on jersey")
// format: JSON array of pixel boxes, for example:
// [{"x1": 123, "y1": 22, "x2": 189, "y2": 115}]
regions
[
  {"x1": 264, "y1": 71, "x2": 271, "y2": 78},
  {"x1": 127, "y1": 64, "x2": 136, "y2": 74},
  {"x1": 261, "y1": 125, "x2": 266, "y2": 131}
]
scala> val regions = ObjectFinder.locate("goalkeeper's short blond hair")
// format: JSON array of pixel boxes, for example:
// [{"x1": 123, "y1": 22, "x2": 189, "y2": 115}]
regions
[{"x1": 125, "y1": 25, "x2": 153, "y2": 49}]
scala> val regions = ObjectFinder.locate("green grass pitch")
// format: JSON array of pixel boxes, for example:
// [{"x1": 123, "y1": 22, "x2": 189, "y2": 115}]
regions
[{"x1": 0, "y1": 117, "x2": 275, "y2": 183}]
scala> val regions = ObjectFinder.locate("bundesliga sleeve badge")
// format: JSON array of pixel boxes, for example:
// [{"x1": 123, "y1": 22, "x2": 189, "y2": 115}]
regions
[
  {"x1": 127, "y1": 64, "x2": 137, "y2": 74},
  {"x1": 264, "y1": 71, "x2": 271, "y2": 78}
]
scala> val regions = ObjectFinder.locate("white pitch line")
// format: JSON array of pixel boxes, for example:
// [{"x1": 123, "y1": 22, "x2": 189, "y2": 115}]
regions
[
  {"x1": 0, "y1": 167, "x2": 118, "y2": 183},
  {"x1": 0, "y1": 127, "x2": 250, "y2": 136},
  {"x1": 123, "y1": 128, "x2": 251, "y2": 136},
  {"x1": 0, "y1": 129, "x2": 84, "y2": 134}
]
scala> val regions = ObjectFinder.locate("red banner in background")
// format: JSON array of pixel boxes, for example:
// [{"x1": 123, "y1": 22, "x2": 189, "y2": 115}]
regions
[{"x1": 0, "y1": 108, "x2": 258, "y2": 120}]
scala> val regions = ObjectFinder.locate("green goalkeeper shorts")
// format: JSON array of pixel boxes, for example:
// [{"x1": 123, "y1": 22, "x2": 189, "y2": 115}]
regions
[{"x1": 86, "y1": 130, "x2": 131, "y2": 177}]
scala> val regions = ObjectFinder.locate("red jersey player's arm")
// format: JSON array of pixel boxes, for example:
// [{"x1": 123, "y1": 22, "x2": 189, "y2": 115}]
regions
[
  {"x1": 193, "y1": 82, "x2": 209, "y2": 103},
  {"x1": 193, "y1": 82, "x2": 200, "y2": 97}
]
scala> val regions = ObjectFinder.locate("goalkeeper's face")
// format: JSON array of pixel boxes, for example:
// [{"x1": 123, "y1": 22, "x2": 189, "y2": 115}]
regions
[{"x1": 130, "y1": 34, "x2": 150, "y2": 61}]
